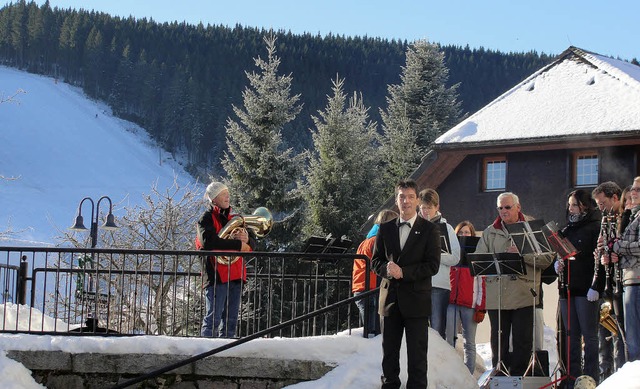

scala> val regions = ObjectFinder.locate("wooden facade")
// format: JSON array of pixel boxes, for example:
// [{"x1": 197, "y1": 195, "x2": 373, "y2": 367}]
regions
[{"x1": 436, "y1": 144, "x2": 640, "y2": 231}]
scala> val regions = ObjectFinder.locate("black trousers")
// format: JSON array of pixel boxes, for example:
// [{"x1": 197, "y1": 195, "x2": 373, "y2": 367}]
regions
[
  {"x1": 488, "y1": 306, "x2": 534, "y2": 376},
  {"x1": 380, "y1": 302, "x2": 429, "y2": 389}
]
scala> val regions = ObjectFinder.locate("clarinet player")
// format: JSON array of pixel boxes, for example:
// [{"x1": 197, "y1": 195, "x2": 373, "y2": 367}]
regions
[
  {"x1": 610, "y1": 177, "x2": 640, "y2": 364},
  {"x1": 592, "y1": 182, "x2": 626, "y2": 382}
]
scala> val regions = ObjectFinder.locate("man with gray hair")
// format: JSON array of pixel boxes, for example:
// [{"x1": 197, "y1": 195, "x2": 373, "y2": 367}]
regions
[{"x1": 475, "y1": 192, "x2": 554, "y2": 376}]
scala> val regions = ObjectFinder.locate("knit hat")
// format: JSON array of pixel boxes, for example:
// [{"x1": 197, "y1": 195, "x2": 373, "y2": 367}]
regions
[{"x1": 205, "y1": 181, "x2": 228, "y2": 201}]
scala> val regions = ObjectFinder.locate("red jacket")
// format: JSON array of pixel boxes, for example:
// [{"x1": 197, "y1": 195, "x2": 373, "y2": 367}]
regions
[
  {"x1": 449, "y1": 265, "x2": 486, "y2": 310},
  {"x1": 352, "y1": 236, "x2": 377, "y2": 293}
]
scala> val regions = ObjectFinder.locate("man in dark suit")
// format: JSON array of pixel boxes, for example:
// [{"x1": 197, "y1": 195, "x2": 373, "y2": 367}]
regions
[{"x1": 372, "y1": 179, "x2": 442, "y2": 389}]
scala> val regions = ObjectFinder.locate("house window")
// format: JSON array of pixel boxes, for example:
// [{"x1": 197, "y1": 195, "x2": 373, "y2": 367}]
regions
[
  {"x1": 483, "y1": 156, "x2": 507, "y2": 191},
  {"x1": 574, "y1": 151, "x2": 599, "y2": 187}
]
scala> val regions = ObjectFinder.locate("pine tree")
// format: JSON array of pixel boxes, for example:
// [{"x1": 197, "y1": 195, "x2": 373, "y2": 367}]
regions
[
  {"x1": 379, "y1": 112, "x2": 423, "y2": 184},
  {"x1": 9, "y1": 0, "x2": 27, "y2": 66},
  {"x1": 304, "y1": 75, "x2": 381, "y2": 241},
  {"x1": 222, "y1": 33, "x2": 306, "y2": 250},
  {"x1": 380, "y1": 39, "x2": 461, "y2": 181},
  {"x1": 84, "y1": 26, "x2": 104, "y2": 97},
  {"x1": 109, "y1": 43, "x2": 135, "y2": 117}
]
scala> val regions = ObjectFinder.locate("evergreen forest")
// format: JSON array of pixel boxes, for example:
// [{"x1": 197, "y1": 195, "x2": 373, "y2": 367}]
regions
[{"x1": 0, "y1": 1, "x2": 554, "y2": 179}]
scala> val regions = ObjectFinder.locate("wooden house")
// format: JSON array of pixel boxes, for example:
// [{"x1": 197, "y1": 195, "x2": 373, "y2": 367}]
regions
[{"x1": 375, "y1": 46, "x2": 640, "y2": 231}]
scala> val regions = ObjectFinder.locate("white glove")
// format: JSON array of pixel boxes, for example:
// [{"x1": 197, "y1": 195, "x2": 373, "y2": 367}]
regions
[{"x1": 586, "y1": 288, "x2": 599, "y2": 302}]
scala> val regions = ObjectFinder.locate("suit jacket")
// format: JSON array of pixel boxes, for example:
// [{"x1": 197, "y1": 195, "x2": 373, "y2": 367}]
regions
[{"x1": 372, "y1": 216, "x2": 441, "y2": 318}]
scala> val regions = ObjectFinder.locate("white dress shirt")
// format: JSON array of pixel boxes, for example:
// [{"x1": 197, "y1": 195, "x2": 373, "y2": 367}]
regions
[{"x1": 399, "y1": 214, "x2": 418, "y2": 250}]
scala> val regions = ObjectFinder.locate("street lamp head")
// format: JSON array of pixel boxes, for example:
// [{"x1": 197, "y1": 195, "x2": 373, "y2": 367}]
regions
[
  {"x1": 69, "y1": 196, "x2": 118, "y2": 247},
  {"x1": 70, "y1": 215, "x2": 88, "y2": 231},
  {"x1": 102, "y1": 212, "x2": 118, "y2": 230}
]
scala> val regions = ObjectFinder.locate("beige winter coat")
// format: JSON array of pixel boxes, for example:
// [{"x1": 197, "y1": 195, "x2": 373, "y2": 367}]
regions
[{"x1": 475, "y1": 221, "x2": 554, "y2": 310}]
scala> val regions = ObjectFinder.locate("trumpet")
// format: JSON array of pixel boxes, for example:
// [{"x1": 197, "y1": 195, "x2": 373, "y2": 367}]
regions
[
  {"x1": 217, "y1": 207, "x2": 273, "y2": 265},
  {"x1": 599, "y1": 301, "x2": 619, "y2": 337}
]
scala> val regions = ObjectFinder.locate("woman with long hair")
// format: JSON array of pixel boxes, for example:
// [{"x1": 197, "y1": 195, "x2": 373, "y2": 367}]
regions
[{"x1": 554, "y1": 189, "x2": 604, "y2": 387}]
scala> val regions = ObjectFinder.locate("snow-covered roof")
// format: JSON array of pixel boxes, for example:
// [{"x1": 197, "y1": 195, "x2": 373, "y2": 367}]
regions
[{"x1": 435, "y1": 46, "x2": 640, "y2": 146}]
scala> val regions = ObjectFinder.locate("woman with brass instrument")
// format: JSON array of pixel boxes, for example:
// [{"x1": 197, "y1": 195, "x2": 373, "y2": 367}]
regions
[
  {"x1": 196, "y1": 181, "x2": 252, "y2": 338},
  {"x1": 554, "y1": 189, "x2": 604, "y2": 387}
]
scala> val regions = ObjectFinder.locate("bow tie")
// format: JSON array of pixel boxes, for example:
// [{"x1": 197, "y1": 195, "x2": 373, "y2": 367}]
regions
[{"x1": 398, "y1": 221, "x2": 411, "y2": 228}]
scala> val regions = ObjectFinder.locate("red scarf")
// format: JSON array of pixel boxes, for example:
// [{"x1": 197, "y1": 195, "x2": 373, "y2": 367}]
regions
[{"x1": 491, "y1": 212, "x2": 526, "y2": 230}]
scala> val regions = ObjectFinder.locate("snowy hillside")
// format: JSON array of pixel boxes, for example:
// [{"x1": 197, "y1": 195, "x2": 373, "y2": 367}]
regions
[{"x1": 0, "y1": 66, "x2": 199, "y2": 245}]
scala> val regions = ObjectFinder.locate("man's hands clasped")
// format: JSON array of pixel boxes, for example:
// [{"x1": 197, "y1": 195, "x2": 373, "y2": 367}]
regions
[{"x1": 386, "y1": 261, "x2": 403, "y2": 279}]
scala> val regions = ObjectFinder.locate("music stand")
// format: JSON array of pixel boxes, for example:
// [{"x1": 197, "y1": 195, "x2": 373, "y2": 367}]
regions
[
  {"x1": 469, "y1": 252, "x2": 525, "y2": 377},
  {"x1": 504, "y1": 220, "x2": 553, "y2": 378},
  {"x1": 469, "y1": 252, "x2": 525, "y2": 277},
  {"x1": 302, "y1": 235, "x2": 353, "y2": 262},
  {"x1": 505, "y1": 220, "x2": 553, "y2": 255}
]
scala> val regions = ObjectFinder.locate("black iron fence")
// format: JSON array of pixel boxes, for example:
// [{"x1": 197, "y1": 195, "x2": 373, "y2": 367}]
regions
[{"x1": 0, "y1": 246, "x2": 371, "y2": 338}]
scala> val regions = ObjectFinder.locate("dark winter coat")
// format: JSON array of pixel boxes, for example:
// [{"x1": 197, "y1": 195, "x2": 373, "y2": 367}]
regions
[{"x1": 558, "y1": 209, "x2": 605, "y2": 298}]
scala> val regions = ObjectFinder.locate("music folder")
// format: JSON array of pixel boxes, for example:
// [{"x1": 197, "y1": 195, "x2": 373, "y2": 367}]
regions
[
  {"x1": 468, "y1": 252, "x2": 526, "y2": 277},
  {"x1": 458, "y1": 235, "x2": 480, "y2": 267},
  {"x1": 438, "y1": 223, "x2": 452, "y2": 254},
  {"x1": 459, "y1": 236, "x2": 480, "y2": 253}
]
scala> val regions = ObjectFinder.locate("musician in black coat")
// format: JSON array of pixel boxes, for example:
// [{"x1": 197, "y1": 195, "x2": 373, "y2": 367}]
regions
[
  {"x1": 554, "y1": 189, "x2": 604, "y2": 387},
  {"x1": 372, "y1": 179, "x2": 441, "y2": 389}
]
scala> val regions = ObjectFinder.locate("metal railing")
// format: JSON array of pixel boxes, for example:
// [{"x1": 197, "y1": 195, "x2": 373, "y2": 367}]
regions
[
  {"x1": 0, "y1": 259, "x2": 24, "y2": 304},
  {"x1": 0, "y1": 246, "x2": 371, "y2": 338}
]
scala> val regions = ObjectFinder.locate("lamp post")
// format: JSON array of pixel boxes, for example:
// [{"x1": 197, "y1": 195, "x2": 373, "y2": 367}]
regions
[
  {"x1": 70, "y1": 195, "x2": 118, "y2": 248},
  {"x1": 69, "y1": 195, "x2": 118, "y2": 310}
]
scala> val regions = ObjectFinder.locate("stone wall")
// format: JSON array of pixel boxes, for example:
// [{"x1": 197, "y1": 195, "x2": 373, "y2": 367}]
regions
[{"x1": 7, "y1": 350, "x2": 335, "y2": 389}]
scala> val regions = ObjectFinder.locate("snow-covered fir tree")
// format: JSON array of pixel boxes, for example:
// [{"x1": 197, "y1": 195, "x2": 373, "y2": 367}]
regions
[
  {"x1": 304, "y1": 76, "x2": 381, "y2": 241},
  {"x1": 222, "y1": 34, "x2": 306, "y2": 249},
  {"x1": 380, "y1": 39, "x2": 461, "y2": 181},
  {"x1": 378, "y1": 112, "x2": 422, "y2": 186}
]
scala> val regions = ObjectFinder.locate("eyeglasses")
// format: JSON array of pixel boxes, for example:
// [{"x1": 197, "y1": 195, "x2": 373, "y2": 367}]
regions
[
  {"x1": 497, "y1": 205, "x2": 514, "y2": 211},
  {"x1": 631, "y1": 187, "x2": 640, "y2": 193}
]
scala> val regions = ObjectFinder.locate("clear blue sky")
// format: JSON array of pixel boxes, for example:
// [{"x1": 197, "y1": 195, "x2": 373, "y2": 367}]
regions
[{"x1": 28, "y1": 0, "x2": 640, "y2": 61}]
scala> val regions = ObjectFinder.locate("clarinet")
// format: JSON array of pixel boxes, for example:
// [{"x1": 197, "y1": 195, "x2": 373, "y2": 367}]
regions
[
  {"x1": 612, "y1": 210, "x2": 627, "y2": 297},
  {"x1": 595, "y1": 209, "x2": 611, "y2": 296}
]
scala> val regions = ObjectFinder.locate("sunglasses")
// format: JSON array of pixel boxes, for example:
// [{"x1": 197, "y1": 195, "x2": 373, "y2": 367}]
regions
[{"x1": 496, "y1": 205, "x2": 514, "y2": 211}]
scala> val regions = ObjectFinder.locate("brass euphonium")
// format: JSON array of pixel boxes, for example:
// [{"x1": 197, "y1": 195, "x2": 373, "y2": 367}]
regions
[
  {"x1": 217, "y1": 207, "x2": 273, "y2": 265},
  {"x1": 599, "y1": 301, "x2": 619, "y2": 337}
]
